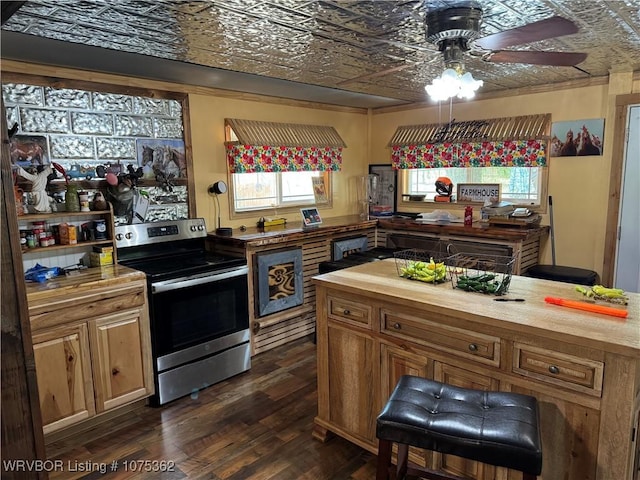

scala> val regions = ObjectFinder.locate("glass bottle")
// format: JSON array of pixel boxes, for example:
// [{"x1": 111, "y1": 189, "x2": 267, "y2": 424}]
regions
[{"x1": 65, "y1": 183, "x2": 80, "y2": 212}]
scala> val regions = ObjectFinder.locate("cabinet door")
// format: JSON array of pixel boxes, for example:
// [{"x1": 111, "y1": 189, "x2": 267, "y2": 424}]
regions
[
  {"x1": 326, "y1": 322, "x2": 377, "y2": 444},
  {"x1": 381, "y1": 342, "x2": 433, "y2": 468},
  {"x1": 434, "y1": 362, "x2": 500, "y2": 480},
  {"x1": 32, "y1": 323, "x2": 95, "y2": 434},
  {"x1": 89, "y1": 308, "x2": 151, "y2": 412},
  {"x1": 510, "y1": 384, "x2": 599, "y2": 480}
]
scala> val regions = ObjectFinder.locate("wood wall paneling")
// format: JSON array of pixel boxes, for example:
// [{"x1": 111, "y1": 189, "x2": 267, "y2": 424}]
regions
[{"x1": 1, "y1": 93, "x2": 48, "y2": 479}]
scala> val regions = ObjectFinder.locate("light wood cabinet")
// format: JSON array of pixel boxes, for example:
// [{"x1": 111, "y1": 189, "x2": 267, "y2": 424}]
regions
[
  {"x1": 32, "y1": 323, "x2": 95, "y2": 435},
  {"x1": 313, "y1": 259, "x2": 640, "y2": 480},
  {"x1": 27, "y1": 266, "x2": 153, "y2": 435},
  {"x1": 89, "y1": 309, "x2": 148, "y2": 413}
]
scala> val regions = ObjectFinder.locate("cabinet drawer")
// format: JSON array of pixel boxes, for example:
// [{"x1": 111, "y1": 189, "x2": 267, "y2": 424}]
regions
[
  {"x1": 513, "y1": 343, "x2": 604, "y2": 397},
  {"x1": 381, "y1": 310, "x2": 501, "y2": 367},
  {"x1": 29, "y1": 283, "x2": 146, "y2": 331},
  {"x1": 328, "y1": 295, "x2": 372, "y2": 329}
]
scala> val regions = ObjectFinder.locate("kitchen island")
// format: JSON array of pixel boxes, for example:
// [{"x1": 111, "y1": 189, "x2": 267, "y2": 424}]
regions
[{"x1": 313, "y1": 259, "x2": 639, "y2": 480}]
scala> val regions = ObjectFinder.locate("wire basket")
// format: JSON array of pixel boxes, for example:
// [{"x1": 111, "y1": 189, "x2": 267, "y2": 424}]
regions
[
  {"x1": 394, "y1": 247, "x2": 450, "y2": 284},
  {"x1": 446, "y1": 253, "x2": 516, "y2": 295}
]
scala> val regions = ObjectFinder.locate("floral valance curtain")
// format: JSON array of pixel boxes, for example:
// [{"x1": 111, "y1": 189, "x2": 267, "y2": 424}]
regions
[
  {"x1": 225, "y1": 118, "x2": 346, "y2": 173},
  {"x1": 226, "y1": 144, "x2": 343, "y2": 173},
  {"x1": 391, "y1": 140, "x2": 547, "y2": 169},
  {"x1": 388, "y1": 114, "x2": 550, "y2": 169}
]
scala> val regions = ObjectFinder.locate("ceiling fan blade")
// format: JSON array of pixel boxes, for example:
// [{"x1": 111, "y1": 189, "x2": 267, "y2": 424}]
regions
[
  {"x1": 485, "y1": 50, "x2": 587, "y2": 66},
  {"x1": 475, "y1": 16, "x2": 579, "y2": 51}
]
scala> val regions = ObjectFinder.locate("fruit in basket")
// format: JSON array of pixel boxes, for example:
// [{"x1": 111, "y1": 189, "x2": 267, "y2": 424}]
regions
[
  {"x1": 456, "y1": 274, "x2": 508, "y2": 294},
  {"x1": 400, "y1": 258, "x2": 447, "y2": 283}
]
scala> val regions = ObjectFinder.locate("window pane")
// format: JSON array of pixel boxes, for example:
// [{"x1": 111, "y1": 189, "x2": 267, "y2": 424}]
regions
[
  {"x1": 233, "y1": 172, "x2": 277, "y2": 210},
  {"x1": 233, "y1": 171, "x2": 324, "y2": 212},
  {"x1": 281, "y1": 171, "x2": 317, "y2": 204},
  {"x1": 407, "y1": 167, "x2": 542, "y2": 205}
]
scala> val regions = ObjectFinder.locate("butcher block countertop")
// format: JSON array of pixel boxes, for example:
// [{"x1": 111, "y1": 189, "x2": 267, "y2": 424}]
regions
[
  {"x1": 377, "y1": 217, "x2": 549, "y2": 241},
  {"x1": 313, "y1": 259, "x2": 639, "y2": 357},
  {"x1": 208, "y1": 215, "x2": 377, "y2": 247},
  {"x1": 25, "y1": 264, "x2": 146, "y2": 304}
]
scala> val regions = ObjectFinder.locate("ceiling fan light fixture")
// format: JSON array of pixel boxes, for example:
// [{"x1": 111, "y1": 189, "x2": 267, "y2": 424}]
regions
[{"x1": 425, "y1": 68, "x2": 483, "y2": 102}]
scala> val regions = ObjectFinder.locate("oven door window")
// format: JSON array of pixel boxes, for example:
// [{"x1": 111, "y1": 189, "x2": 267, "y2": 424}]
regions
[{"x1": 151, "y1": 273, "x2": 249, "y2": 356}]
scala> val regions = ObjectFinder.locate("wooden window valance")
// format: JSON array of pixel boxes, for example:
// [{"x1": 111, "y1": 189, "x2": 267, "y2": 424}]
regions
[
  {"x1": 388, "y1": 114, "x2": 550, "y2": 169},
  {"x1": 225, "y1": 119, "x2": 346, "y2": 173}
]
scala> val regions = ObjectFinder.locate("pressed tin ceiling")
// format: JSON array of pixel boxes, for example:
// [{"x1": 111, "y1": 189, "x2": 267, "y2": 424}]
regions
[{"x1": 1, "y1": 0, "x2": 640, "y2": 108}]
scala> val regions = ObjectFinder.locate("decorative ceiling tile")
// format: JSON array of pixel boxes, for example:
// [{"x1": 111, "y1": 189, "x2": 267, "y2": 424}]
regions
[{"x1": 2, "y1": 0, "x2": 640, "y2": 108}]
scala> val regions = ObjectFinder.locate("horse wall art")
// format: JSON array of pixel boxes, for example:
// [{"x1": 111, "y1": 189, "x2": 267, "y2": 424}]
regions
[
  {"x1": 137, "y1": 139, "x2": 186, "y2": 179},
  {"x1": 10, "y1": 135, "x2": 48, "y2": 167}
]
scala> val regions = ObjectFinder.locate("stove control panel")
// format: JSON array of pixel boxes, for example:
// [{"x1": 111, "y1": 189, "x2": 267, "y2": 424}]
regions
[
  {"x1": 115, "y1": 218, "x2": 208, "y2": 249},
  {"x1": 148, "y1": 225, "x2": 179, "y2": 238}
]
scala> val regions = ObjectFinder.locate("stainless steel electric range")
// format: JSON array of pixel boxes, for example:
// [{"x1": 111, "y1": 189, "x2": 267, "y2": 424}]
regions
[{"x1": 115, "y1": 218, "x2": 250, "y2": 406}]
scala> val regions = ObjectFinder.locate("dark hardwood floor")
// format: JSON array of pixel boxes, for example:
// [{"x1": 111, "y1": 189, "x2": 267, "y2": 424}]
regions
[{"x1": 45, "y1": 336, "x2": 378, "y2": 479}]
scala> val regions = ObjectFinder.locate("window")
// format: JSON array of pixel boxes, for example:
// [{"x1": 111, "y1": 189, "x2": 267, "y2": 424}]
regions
[
  {"x1": 232, "y1": 171, "x2": 329, "y2": 212},
  {"x1": 404, "y1": 166, "x2": 546, "y2": 206}
]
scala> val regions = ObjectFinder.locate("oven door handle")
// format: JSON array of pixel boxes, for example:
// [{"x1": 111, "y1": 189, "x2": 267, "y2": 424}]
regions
[{"x1": 151, "y1": 266, "x2": 248, "y2": 293}]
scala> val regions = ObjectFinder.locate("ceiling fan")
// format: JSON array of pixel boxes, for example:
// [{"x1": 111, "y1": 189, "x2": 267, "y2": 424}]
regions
[
  {"x1": 428, "y1": 6, "x2": 587, "y2": 71},
  {"x1": 339, "y1": 6, "x2": 587, "y2": 86}
]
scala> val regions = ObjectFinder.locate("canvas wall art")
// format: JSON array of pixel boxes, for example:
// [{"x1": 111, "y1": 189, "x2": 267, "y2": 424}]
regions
[
  {"x1": 10, "y1": 135, "x2": 49, "y2": 167},
  {"x1": 136, "y1": 138, "x2": 186, "y2": 179},
  {"x1": 550, "y1": 119, "x2": 604, "y2": 157}
]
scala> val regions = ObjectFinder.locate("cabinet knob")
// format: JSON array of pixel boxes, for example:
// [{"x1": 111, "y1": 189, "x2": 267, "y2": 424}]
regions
[
  {"x1": 343, "y1": 309, "x2": 351, "y2": 315},
  {"x1": 253, "y1": 322, "x2": 261, "y2": 334},
  {"x1": 468, "y1": 343, "x2": 478, "y2": 352},
  {"x1": 67, "y1": 355, "x2": 74, "y2": 362},
  {"x1": 393, "y1": 323, "x2": 401, "y2": 330},
  {"x1": 549, "y1": 365, "x2": 560, "y2": 375},
  {"x1": 111, "y1": 367, "x2": 120, "y2": 376}
]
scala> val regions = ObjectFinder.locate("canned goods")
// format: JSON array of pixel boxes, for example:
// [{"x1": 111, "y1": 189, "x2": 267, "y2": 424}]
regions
[
  {"x1": 32, "y1": 220, "x2": 46, "y2": 236},
  {"x1": 464, "y1": 206, "x2": 473, "y2": 226},
  {"x1": 94, "y1": 219, "x2": 107, "y2": 240}
]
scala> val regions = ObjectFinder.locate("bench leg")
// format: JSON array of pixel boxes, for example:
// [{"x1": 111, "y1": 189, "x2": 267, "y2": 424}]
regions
[{"x1": 377, "y1": 439, "x2": 393, "y2": 480}]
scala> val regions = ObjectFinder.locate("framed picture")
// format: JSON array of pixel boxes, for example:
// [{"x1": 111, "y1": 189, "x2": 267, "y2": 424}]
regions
[
  {"x1": 136, "y1": 138, "x2": 186, "y2": 179},
  {"x1": 10, "y1": 135, "x2": 49, "y2": 168},
  {"x1": 256, "y1": 248, "x2": 304, "y2": 317},
  {"x1": 368, "y1": 164, "x2": 396, "y2": 216},
  {"x1": 311, "y1": 176, "x2": 328, "y2": 203},
  {"x1": 550, "y1": 118, "x2": 604, "y2": 157},
  {"x1": 301, "y1": 207, "x2": 322, "y2": 227}
]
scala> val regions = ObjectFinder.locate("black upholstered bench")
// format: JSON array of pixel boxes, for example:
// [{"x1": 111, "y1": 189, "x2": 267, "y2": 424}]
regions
[{"x1": 376, "y1": 375, "x2": 542, "y2": 480}]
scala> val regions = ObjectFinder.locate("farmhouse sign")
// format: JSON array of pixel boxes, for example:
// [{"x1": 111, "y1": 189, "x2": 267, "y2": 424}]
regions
[{"x1": 457, "y1": 183, "x2": 501, "y2": 203}]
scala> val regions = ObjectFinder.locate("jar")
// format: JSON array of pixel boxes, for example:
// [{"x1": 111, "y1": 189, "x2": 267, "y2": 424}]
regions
[
  {"x1": 31, "y1": 220, "x2": 46, "y2": 236},
  {"x1": 79, "y1": 191, "x2": 90, "y2": 212},
  {"x1": 19, "y1": 229, "x2": 28, "y2": 250},
  {"x1": 26, "y1": 233, "x2": 37, "y2": 249},
  {"x1": 464, "y1": 206, "x2": 473, "y2": 226},
  {"x1": 94, "y1": 219, "x2": 107, "y2": 240},
  {"x1": 65, "y1": 184, "x2": 80, "y2": 212}
]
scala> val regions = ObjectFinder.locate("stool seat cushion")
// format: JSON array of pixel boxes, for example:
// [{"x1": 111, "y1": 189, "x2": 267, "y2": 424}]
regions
[{"x1": 376, "y1": 375, "x2": 542, "y2": 475}]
